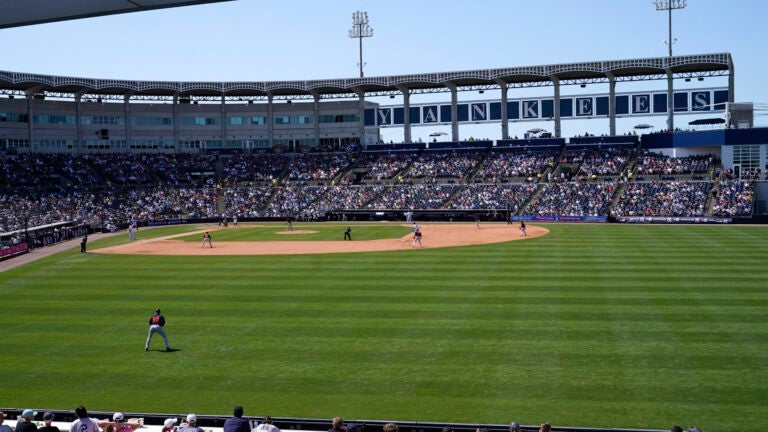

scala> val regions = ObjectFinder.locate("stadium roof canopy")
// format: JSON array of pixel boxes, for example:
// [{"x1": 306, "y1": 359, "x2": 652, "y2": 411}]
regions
[
  {"x1": 0, "y1": 53, "x2": 733, "y2": 101},
  {"x1": 0, "y1": 0, "x2": 234, "y2": 30}
]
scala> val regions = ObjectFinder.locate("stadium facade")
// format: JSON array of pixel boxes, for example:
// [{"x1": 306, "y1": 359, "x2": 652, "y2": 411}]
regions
[{"x1": 0, "y1": 53, "x2": 734, "y2": 154}]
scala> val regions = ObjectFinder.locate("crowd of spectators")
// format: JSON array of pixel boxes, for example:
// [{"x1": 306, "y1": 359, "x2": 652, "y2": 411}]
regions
[
  {"x1": 359, "y1": 152, "x2": 417, "y2": 181},
  {"x1": 262, "y1": 186, "x2": 330, "y2": 219},
  {"x1": 286, "y1": 153, "x2": 352, "y2": 183},
  {"x1": 446, "y1": 184, "x2": 536, "y2": 210},
  {"x1": 0, "y1": 146, "x2": 755, "y2": 231},
  {"x1": 526, "y1": 182, "x2": 616, "y2": 216},
  {"x1": 404, "y1": 151, "x2": 484, "y2": 180},
  {"x1": 475, "y1": 149, "x2": 557, "y2": 182},
  {"x1": 219, "y1": 154, "x2": 287, "y2": 185},
  {"x1": 711, "y1": 181, "x2": 754, "y2": 217},
  {"x1": 635, "y1": 152, "x2": 714, "y2": 176},
  {"x1": 564, "y1": 147, "x2": 631, "y2": 177},
  {"x1": 612, "y1": 181, "x2": 711, "y2": 217},
  {"x1": 366, "y1": 184, "x2": 459, "y2": 210}
]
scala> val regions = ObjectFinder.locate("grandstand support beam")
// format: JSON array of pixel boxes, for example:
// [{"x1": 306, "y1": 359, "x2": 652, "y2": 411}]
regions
[
  {"x1": 550, "y1": 76, "x2": 561, "y2": 138},
  {"x1": 24, "y1": 88, "x2": 35, "y2": 153},
  {"x1": 267, "y1": 94, "x2": 274, "y2": 148},
  {"x1": 607, "y1": 73, "x2": 616, "y2": 136},
  {"x1": 446, "y1": 82, "x2": 459, "y2": 142},
  {"x1": 312, "y1": 93, "x2": 321, "y2": 148},
  {"x1": 397, "y1": 85, "x2": 412, "y2": 143},
  {"x1": 496, "y1": 79, "x2": 509, "y2": 139},
  {"x1": 356, "y1": 90, "x2": 365, "y2": 147},
  {"x1": 220, "y1": 94, "x2": 227, "y2": 153},
  {"x1": 124, "y1": 94, "x2": 131, "y2": 154},
  {"x1": 666, "y1": 68, "x2": 674, "y2": 131},
  {"x1": 728, "y1": 60, "x2": 735, "y2": 103},
  {"x1": 172, "y1": 94, "x2": 180, "y2": 153},
  {"x1": 75, "y1": 91, "x2": 84, "y2": 154}
]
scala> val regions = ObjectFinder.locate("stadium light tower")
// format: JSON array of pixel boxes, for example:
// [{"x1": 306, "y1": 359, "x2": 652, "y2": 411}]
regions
[
  {"x1": 654, "y1": 0, "x2": 686, "y2": 57},
  {"x1": 348, "y1": 11, "x2": 373, "y2": 78}
]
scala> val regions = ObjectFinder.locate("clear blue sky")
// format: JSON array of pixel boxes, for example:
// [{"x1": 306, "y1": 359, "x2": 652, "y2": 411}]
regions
[{"x1": 2, "y1": 0, "x2": 766, "y2": 142}]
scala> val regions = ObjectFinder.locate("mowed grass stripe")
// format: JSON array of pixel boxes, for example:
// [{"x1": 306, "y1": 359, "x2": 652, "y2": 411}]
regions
[{"x1": 0, "y1": 224, "x2": 767, "y2": 431}]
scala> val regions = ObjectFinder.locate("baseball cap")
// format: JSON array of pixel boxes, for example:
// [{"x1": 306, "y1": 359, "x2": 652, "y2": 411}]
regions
[
  {"x1": 21, "y1": 410, "x2": 37, "y2": 418},
  {"x1": 510, "y1": 422, "x2": 520, "y2": 432},
  {"x1": 155, "y1": 308, "x2": 161, "y2": 313},
  {"x1": 186, "y1": 414, "x2": 197, "y2": 423},
  {"x1": 44, "y1": 412, "x2": 55, "y2": 421},
  {"x1": 164, "y1": 418, "x2": 177, "y2": 429},
  {"x1": 347, "y1": 423, "x2": 358, "y2": 432},
  {"x1": 113, "y1": 413, "x2": 125, "y2": 422}
]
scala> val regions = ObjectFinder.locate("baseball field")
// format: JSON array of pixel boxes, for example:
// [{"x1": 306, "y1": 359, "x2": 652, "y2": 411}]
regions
[{"x1": 1, "y1": 222, "x2": 766, "y2": 432}]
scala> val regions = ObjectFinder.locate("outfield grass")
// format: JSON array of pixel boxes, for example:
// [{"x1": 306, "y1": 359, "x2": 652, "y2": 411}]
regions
[{"x1": 1, "y1": 223, "x2": 766, "y2": 432}]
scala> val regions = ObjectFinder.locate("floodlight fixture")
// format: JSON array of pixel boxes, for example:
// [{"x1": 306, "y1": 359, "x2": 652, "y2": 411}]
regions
[
  {"x1": 348, "y1": 11, "x2": 373, "y2": 78},
  {"x1": 654, "y1": 0, "x2": 687, "y2": 57}
]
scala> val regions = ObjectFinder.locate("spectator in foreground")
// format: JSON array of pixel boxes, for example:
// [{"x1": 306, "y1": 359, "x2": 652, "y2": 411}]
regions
[
  {"x1": 38, "y1": 413, "x2": 60, "y2": 432},
  {"x1": 328, "y1": 418, "x2": 346, "y2": 432},
  {"x1": 70, "y1": 406, "x2": 100, "y2": 432},
  {"x1": 98, "y1": 413, "x2": 142, "y2": 432},
  {"x1": 383, "y1": 424, "x2": 398, "y2": 432},
  {"x1": 162, "y1": 419, "x2": 177, "y2": 432},
  {"x1": 0, "y1": 412, "x2": 12, "y2": 432},
  {"x1": 179, "y1": 414, "x2": 204, "y2": 432},
  {"x1": 539, "y1": 423, "x2": 551, "y2": 432},
  {"x1": 509, "y1": 422, "x2": 520, "y2": 432},
  {"x1": 254, "y1": 417, "x2": 280, "y2": 432},
  {"x1": 223, "y1": 407, "x2": 250, "y2": 432},
  {"x1": 15, "y1": 410, "x2": 38, "y2": 432}
]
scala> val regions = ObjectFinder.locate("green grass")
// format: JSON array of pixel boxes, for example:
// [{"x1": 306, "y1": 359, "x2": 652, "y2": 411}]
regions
[
  {"x1": 1, "y1": 223, "x2": 767, "y2": 432},
  {"x1": 174, "y1": 223, "x2": 413, "y2": 242}
]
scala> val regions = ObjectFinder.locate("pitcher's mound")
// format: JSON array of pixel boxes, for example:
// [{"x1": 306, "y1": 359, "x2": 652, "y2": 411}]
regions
[{"x1": 276, "y1": 230, "x2": 318, "y2": 235}]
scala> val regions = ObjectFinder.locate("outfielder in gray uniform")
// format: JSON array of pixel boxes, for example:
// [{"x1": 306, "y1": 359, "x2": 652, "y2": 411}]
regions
[{"x1": 145, "y1": 308, "x2": 171, "y2": 351}]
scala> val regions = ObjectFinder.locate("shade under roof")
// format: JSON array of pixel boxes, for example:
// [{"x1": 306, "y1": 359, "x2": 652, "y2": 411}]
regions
[{"x1": 0, "y1": 0, "x2": 234, "y2": 30}]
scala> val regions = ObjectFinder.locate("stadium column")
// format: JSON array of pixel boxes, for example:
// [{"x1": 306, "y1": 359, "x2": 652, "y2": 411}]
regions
[
  {"x1": 397, "y1": 85, "x2": 411, "y2": 143},
  {"x1": 268, "y1": 94, "x2": 274, "y2": 147},
  {"x1": 312, "y1": 92, "x2": 321, "y2": 148},
  {"x1": 446, "y1": 82, "x2": 459, "y2": 142},
  {"x1": 75, "y1": 91, "x2": 84, "y2": 154},
  {"x1": 728, "y1": 58, "x2": 735, "y2": 104},
  {"x1": 172, "y1": 94, "x2": 179, "y2": 151},
  {"x1": 496, "y1": 79, "x2": 509, "y2": 140},
  {"x1": 666, "y1": 67, "x2": 674, "y2": 131},
  {"x1": 221, "y1": 94, "x2": 227, "y2": 151},
  {"x1": 24, "y1": 89, "x2": 35, "y2": 153},
  {"x1": 607, "y1": 72, "x2": 616, "y2": 136},
  {"x1": 124, "y1": 94, "x2": 131, "y2": 152},
  {"x1": 356, "y1": 90, "x2": 365, "y2": 147},
  {"x1": 550, "y1": 76, "x2": 561, "y2": 138}
]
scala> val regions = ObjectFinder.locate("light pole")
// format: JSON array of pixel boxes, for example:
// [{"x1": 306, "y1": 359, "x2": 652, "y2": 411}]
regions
[
  {"x1": 654, "y1": 0, "x2": 686, "y2": 57},
  {"x1": 348, "y1": 11, "x2": 373, "y2": 78}
]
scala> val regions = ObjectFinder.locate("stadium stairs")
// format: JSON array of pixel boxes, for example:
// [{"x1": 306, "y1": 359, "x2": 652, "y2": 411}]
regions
[{"x1": 607, "y1": 182, "x2": 627, "y2": 214}]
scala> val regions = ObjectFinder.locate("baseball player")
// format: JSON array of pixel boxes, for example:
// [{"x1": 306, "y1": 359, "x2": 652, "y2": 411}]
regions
[
  {"x1": 520, "y1": 220, "x2": 527, "y2": 237},
  {"x1": 145, "y1": 308, "x2": 171, "y2": 351},
  {"x1": 201, "y1": 232, "x2": 213, "y2": 248},
  {"x1": 344, "y1": 226, "x2": 352, "y2": 240},
  {"x1": 412, "y1": 228, "x2": 423, "y2": 248},
  {"x1": 128, "y1": 225, "x2": 136, "y2": 241}
]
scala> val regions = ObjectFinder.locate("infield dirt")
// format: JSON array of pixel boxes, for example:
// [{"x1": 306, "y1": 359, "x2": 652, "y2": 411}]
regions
[{"x1": 95, "y1": 223, "x2": 548, "y2": 256}]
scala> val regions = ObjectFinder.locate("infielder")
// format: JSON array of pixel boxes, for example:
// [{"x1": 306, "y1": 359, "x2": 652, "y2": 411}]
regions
[
  {"x1": 201, "y1": 232, "x2": 213, "y2": 248},
  {"x1": 412, "y1": 228, "x2": 423, "y2": 248},
  {"x1": 145, "y1": 308, "x2": 171, "y2": 351}
]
